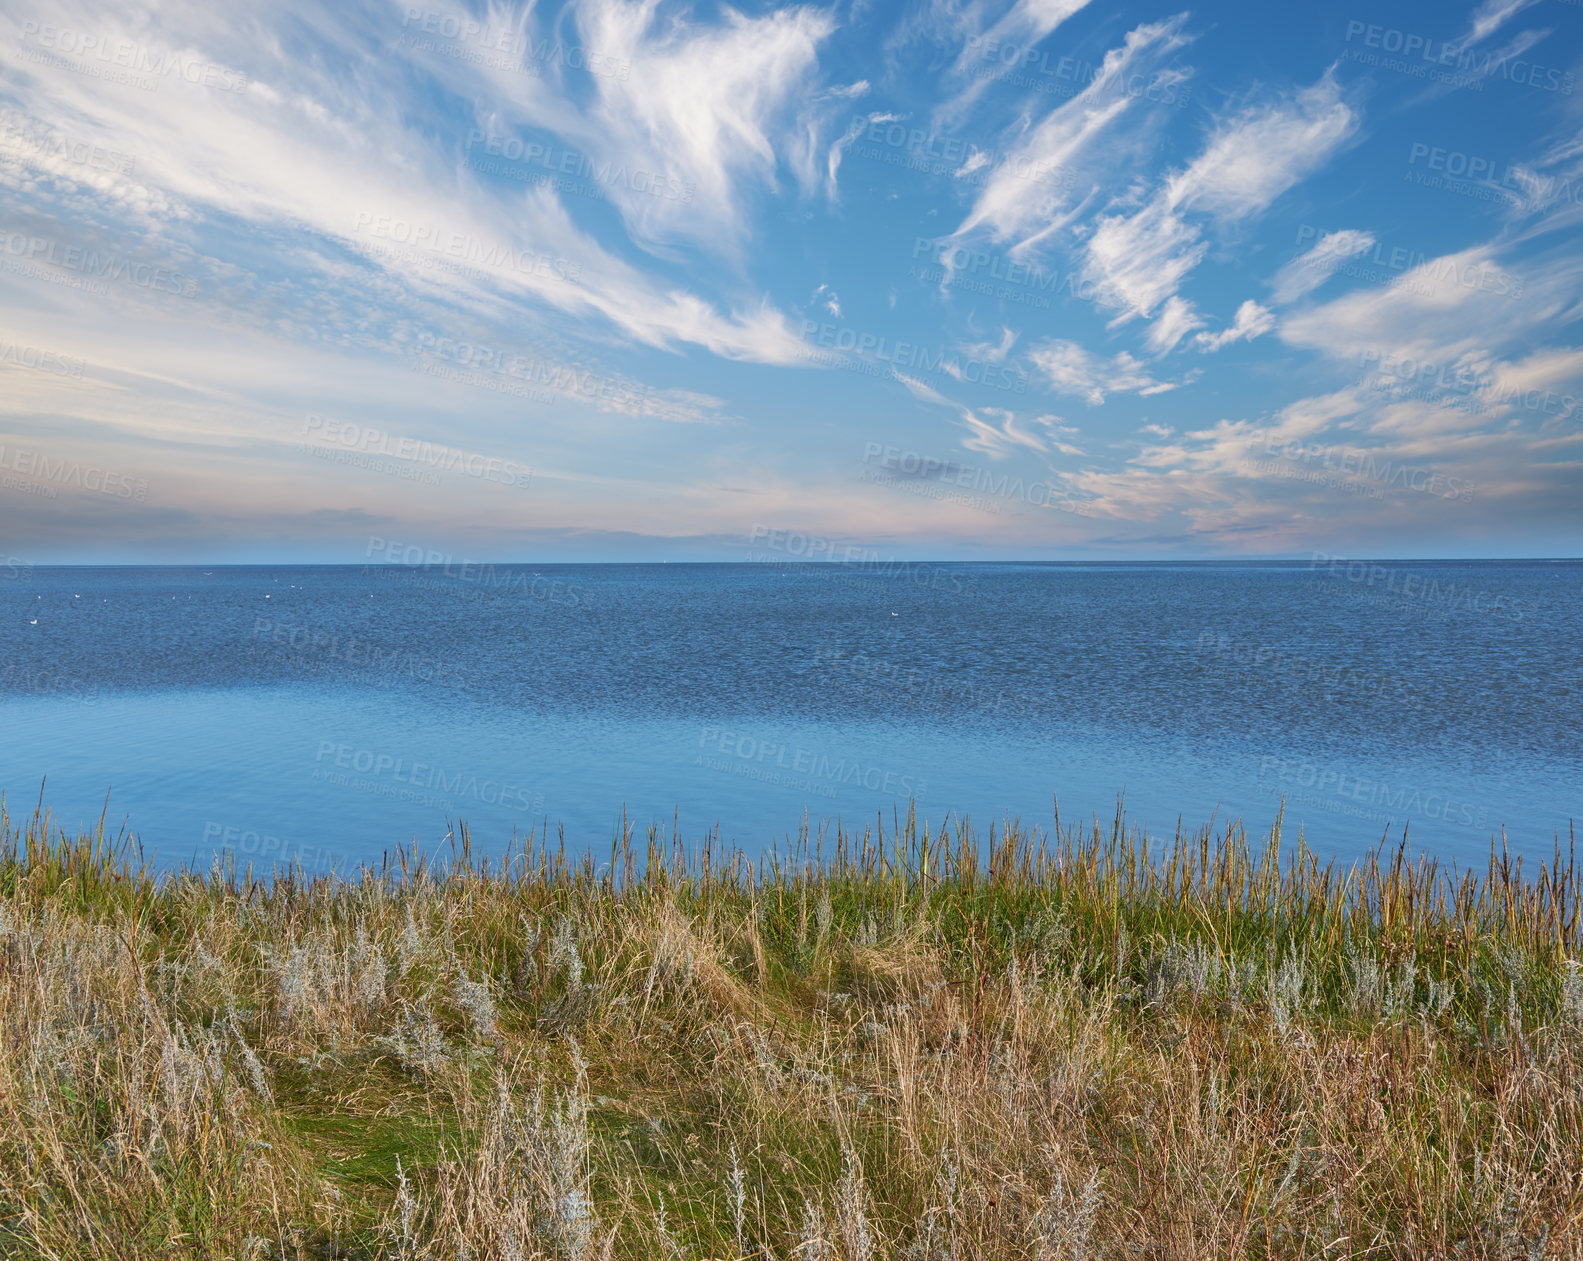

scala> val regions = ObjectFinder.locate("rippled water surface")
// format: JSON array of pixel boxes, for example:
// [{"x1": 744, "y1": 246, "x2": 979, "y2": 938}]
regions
[{"x1": 0, "y1": 561, "x2": 1576, "y2": 872}]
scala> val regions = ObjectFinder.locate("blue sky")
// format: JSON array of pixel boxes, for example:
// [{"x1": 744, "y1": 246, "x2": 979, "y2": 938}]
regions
[{"x1": 0, "y1": 0, "x2": 1579, "y2": 562}]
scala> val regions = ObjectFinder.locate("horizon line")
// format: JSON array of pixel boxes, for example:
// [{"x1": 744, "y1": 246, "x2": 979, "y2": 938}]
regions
[{"x1": 11, "y1": 557, "x2": 1582, "y2": 568}]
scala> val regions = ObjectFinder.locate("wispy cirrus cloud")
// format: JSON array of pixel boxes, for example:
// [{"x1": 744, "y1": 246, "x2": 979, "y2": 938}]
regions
[
  {"x1": 1029, "y1": 340, "x2": 1183, "y2": 404},
  {"x1": 1463, "y1": 0, "x2": 1542, "y2": 46},
  {"x1": 1401, "y1": 0, "x2": 1550, "y2": 105},
  {"x1": 956, "y1": 0, "x2": 1093, "y2": 70},
  {"x1": 1279, "y1": 243, "x2": 1577, "y2": 368},
  {"x1": 1270, "y1": 229, "x2": 1376, "y2": 304},
  {"x1": 1195, "y1": 299, "x2": 1273, "y2": 352},
  {"x1": 891, "y1": 368, "x2": 1076, "y2": 459},
  {"x1": 938, "y1": 0, "x2": 1094, "y2": 121},
  {"x1": 1078, "y1": 197, "x2": 1206, "y2": 324},
  {"x1": 1166, "y1": 75, "x2": 1358, "y2": 219},
  {"x1": 0, "y1": 0, "x2": 814, "y2": 365},
  {"x1": 575, "y1": 0, "x2": 836, "y2": 253},
  {"x1": 3, "y1": 0, "x2": 1577, "y2": 562},
  {"x1": 1078, "y1": 73, "x2": 1358, "y2": 322},
  {"x1": 949, "y1": 15, "x2": 1194, "y2": 251},
  {"x1": 1050, "y1": 377, "x2": 1578, "y2": 550},
  {"x1": 1144, "y1": 296, "x2": 1204, "y2": 354},
  {"x1": 1041, "y1": 233, "x2": 1583, "y2": 547}
]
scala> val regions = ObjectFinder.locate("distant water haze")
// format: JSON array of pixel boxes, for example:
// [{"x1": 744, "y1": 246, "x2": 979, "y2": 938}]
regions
[{"x1": 0, "y1": 560, "x2": 1576, "y2": 874}]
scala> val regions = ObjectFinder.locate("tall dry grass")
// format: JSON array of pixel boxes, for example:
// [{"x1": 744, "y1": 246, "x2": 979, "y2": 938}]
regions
[{"x1": 0, "y1": 795, "x2": 1579, "y2": 1258}]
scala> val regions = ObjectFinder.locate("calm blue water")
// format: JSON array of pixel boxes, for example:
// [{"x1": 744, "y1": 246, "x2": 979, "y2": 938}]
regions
[{"x1": 0, "y1": 561, "x2": 1577, "y2": 874}]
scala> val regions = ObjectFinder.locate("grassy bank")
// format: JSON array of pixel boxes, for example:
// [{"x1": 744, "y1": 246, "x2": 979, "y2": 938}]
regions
[{"x1": 0, "y1": 798, "x2": 1579, "y2": 1259}]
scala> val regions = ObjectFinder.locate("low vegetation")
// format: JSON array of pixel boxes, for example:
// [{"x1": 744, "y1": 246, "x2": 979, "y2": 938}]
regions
[{"x1": 1, "y1": 795, "x2": 1579, "y2": 1258}]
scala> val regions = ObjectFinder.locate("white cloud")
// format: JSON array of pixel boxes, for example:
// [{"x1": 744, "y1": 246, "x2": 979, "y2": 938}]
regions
[
  {"x1": 787, "y1": 80, "x2": 872, "y2": 206},
  {"x1": 955, "y1": 149, "x2": 992, "y2": 179},
  {"x1": 889, "y1": 370, "x2": 1075, "y2": 459},
  {"x1": 1486, "y1": 346, "x2": 1583, "y2": 404},
  {"x1": 1503, "y1": 132, "x2": 1583, "y2": 233},
  {"x1": 1464, "y1": 0, "x2": 1541, "y2": 45},
  {"x1": 950, "y1": 16, "x2": 1193, "y2": 250},
  {"x1": 1077, "y1": 74, "x2": 1357, "y2": 323},
  {"x1": 823, "y1": 113, "x2": 870, "y2": 202},
  {"x1": 1399, "y1": 2, "x2": 1549, "y2": 106},
  {"x1": 1195, "y1": 300, "x2": 1274, "y2": 352},
  {"x1": 1041, "y1": 374, "x2": 1576, "y2": 549},
  {"x1": 0, "y1": 0, "x2": 814, "y2": 366},
  {"x1": 577, "y1": 0, "x2": 835, "y2": 252},
  {"x1": 961, "y1": 327, "x2": 1019, "y2": 362},
  {"x1": 940, "y1": 0, "x2": 1095, "y2": 120},
  {"x1": 1029, "y1": 340, "x2": 1181, "y2": 404},
  {"x1": 1419, "y1": 27, "x2": 1551, "y2": 103},
  {"x1": 4, "y1": 0, "x2": 1576, "y2": 560},
  {"x1": 1166, "y1": 75, "x2": 1357, "y2": 220},
  {"x1": 1080, "y1": 198, "x2": 1206, "y2": 321},
  {"x1": 1145, "y1": 296, "x2": 1204, "y2": 354},
  {"x1": 971, "y1": 0, "x2": 1093, "y2": 61},
  {"x1": 1279, "y1": 244, "x2": 1572, "y2": 370},
  {"x1": 955, "y1": 406, "x2": 1067, "y2": 457},
  {"x1": 870, "y1": 236, "x2": 1571, "y2": 543},
  {"x1": 1270, "y1": 229, "x2": 1376, "y2": 304}
]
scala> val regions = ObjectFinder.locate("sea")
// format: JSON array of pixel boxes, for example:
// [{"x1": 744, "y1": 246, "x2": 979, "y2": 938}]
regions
[{"x1": 0, "y1": 559, "x2": 1576, "y2": 875}]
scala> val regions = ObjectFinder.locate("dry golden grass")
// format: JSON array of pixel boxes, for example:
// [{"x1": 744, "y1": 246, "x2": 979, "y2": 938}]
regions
[{"x1": 0, "y1": 796, "x2": 1579, "y2": 1259}]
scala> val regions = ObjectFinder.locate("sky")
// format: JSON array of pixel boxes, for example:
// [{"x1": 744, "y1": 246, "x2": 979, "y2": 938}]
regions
[{"x1": 0, "y1": 0, "x2": 1580, "y2": 563}]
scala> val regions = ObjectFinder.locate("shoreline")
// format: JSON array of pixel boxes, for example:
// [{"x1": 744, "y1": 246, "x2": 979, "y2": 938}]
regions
[{"x1": 1, "y1": 801, "x2": 1578, "y2": 1256}]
